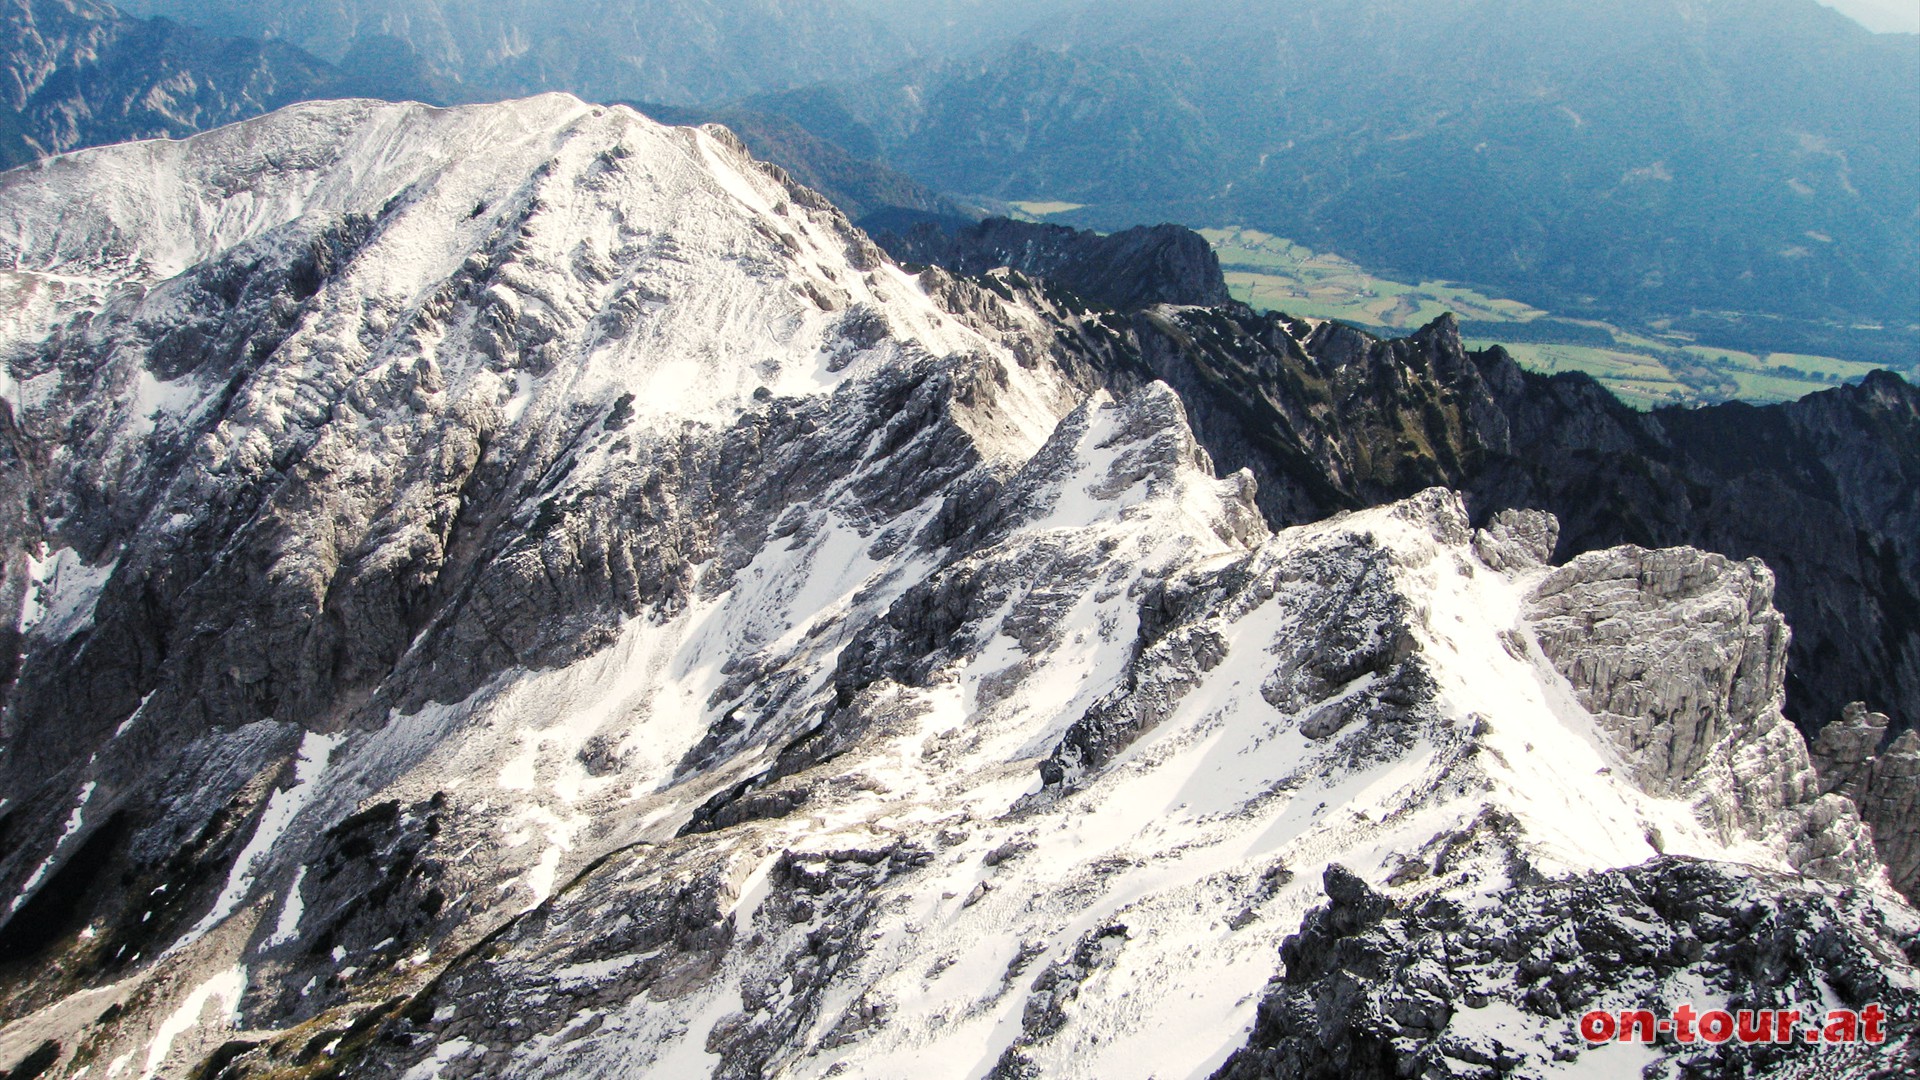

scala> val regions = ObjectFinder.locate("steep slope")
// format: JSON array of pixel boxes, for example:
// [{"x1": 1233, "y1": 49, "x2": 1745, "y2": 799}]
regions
[
  {"x1": 0, "y1": 97, "x2": 1911, "y2": 1079},
  {"x1": 0, "y1": 0, "x2": 413, "y2": 169},
  {"x1": 0, "y1": 0, "x2": 952, "y2": 247},
  {"x1": 1125, "y1": 306, "x2": 1920, "y2": 743},
  {"x1": 634, "y1": 102, "x2": 973, "y2": 228},
  {"x1": 1814, "y1": 703, "x2": 1920, "y2": 910},
  {"x1": 880, "y1": 238, "x2": 1920, "y2": 899}
]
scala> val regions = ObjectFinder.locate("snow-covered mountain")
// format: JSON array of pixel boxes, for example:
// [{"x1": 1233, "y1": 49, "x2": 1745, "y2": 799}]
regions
[{"x1": 0, "y1": 96, "x2": 1913, "y2": 1079}]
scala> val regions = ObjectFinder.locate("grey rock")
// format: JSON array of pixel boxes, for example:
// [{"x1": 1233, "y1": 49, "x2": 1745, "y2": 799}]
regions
[
  {"x1": 943, "y1": 289, "x2": 1918, "y2": 743},
  {"x1": 875, "y1": 217, "x2": 1231, "y2": 312},
  {"x1": 0, "y1": 95, "x2": 1912, "y2": 1080},
  {"x1": 1813, "y1": 703, "x2": 1920, "y2": 901},
  {"x1": 1527, "y1": 545, "x2": 1880, "y2": 882},
  {"x1": 1472, "y1": 508, "x2": 1559, "y2": 572},
  {"x1": 1812, "y1": 701, "x2": 1893, "y2": 801}
]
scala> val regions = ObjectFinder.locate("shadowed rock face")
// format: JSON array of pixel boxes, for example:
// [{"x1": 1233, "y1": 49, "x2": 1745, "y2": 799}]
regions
[
  {"x1": 914, "y1": 261, "x2": 1920, "y2": 903},
  {"x1": 1041, "y1": 300, "x2": 1920, "y2": 739},
  {"x1": 874, "y1": 216, "x2": 1231, "y2": 312}
]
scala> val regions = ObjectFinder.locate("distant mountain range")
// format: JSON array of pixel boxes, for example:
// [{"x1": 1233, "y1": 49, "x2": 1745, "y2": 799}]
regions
[
  {"x1": 1818, "y1": 0, "x2": 1920, "y2": 34},
  {"x1": 109, "y1": 0, "x2": 912, "y2": 106},
  {"x1": 748, "y1": 0, "x2": 1919, "y2": 342},
  {"x1": 838, "y1": 0, "x2": 1089, "y2": 56},
  {"x1": 0, "y1": 0, "x2": 373, "y2": 167}
]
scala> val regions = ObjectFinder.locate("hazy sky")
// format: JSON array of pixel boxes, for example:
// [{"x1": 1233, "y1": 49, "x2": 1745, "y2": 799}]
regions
[{"x1": 1816, "y1": 0, "x2": 1920, "y2": 33}]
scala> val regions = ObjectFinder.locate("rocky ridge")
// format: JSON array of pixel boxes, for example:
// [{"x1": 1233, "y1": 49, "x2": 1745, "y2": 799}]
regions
[
  {"x1": 0, "y1": 96, "x2": 1910, "y2": 1079},
  {"x1": 1216, "y1": 860, "x2": 1920, "y2": 1080},
  {"x1": 890, "y1": 269, "x2": 1919, "y2": 749},
  {"x1": 873, "y1": 216, "x2": 1231, "y2": 313}
]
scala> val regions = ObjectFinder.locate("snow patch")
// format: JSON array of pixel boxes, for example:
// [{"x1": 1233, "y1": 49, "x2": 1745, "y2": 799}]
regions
[
  {"x1": 263, "y1": 865, "x2": 308, "y2": 950},
  {"x1": 139, "y1": 966, "x2": 244, "y2": 1080},
  {"x1": 18, "y1": 545, "x2": 115, "y2": 641},
  {"x1": 11, "y1": 781, "x2": 96, "y2": 912},
  {"x1": 174, "y1": 730, "x2": 339, "y2": 952}
]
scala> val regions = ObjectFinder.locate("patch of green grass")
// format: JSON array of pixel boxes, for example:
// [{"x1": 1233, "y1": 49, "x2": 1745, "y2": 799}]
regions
[
  {"x1": 1207, "y1": 227, "x2": 1550, "y2": 329},
  {"x1": 1725, "y1": 368, "x2": 1837, "y2": 401},
  {"x1": 1759, "y1": 351, "x2": 1881, "y2": 379},
  {"x1": 1472, "y1": 341, "x2": 1693, "y2": 409},
  {"x1": 1009, "y1": 200, "x2": 1086, "y2": 217},
  {"x1": 1209, "y1": 225, "x2": 1871, "y2": 408}
]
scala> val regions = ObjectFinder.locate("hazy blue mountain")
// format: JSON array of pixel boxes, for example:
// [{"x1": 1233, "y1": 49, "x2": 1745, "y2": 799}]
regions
[
  {"x1": 0, "y1": 0, "x2": 388, "y2": 167},
  {"x1": 839, "y1": 0, "x2": 1089, "y2": 56},
  {"x1": 0, "y1": 1, "x2": 945, "y2": 229},
  {"x1": 751, "y1": 0, "x2": 1919, "y2": 340},
  {"x1": 1817, "y1": 0, "x2": 1920, "y2": 33},
  {"x1": 111, "y1": 0, "x2": 911, "y2": 105}
]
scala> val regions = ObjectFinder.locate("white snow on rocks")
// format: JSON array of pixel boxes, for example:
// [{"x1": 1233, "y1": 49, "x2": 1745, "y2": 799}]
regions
[
  {"x1": 136, "y1": 966, "x2": 244, "y2": 1080},
  {"x1": 17, "y1": 544, "x2": 114, "y2": 642},
  {"x1": 10, "y1": 780, "x2": 95, "y2": 914}
]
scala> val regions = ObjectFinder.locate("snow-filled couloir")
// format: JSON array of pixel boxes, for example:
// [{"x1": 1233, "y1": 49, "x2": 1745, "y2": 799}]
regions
[{"x1": 0, "y1": 95, "x2": 1911, "y2": 1079}]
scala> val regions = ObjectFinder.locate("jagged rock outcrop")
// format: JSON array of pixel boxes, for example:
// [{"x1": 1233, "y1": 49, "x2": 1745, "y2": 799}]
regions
[
  {"x1": 875, "y1": 217, "x2": 1231, "y2": 312},
  {"x1": 1504, "y1": 365, "x2": 1920, "y2": 741},
  {"x1": 1470, "y1": 508, "x2": 1558, "y2": 574},
  {"x1": 1526, "y1": 546, "x2": 1878, "y2": 883},
  {"x1": 1813, "y1": 703, "x2": 1920, "y2": 902},
  {"x1": 995, "y1": 292, "x2": 1919, "y2": 739},
  {"x1": 1215, "y1": 860, "x2": 1920, "y2": 1080},
  {"x1": 891, "y1": 264, "x2": 1917, "y2": 740},
  {"x1": 882, "y1": 223, "x2": 1915, "y2": 740}
]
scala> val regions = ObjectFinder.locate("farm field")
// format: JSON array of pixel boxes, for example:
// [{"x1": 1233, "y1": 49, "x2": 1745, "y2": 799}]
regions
[{"x1": 1202, "y1": 227, "x2": 1887, "y2": 407}]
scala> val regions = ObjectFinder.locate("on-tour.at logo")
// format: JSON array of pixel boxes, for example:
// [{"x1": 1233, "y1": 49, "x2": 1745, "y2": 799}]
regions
[{"x1": 1579, "y1": 1004, "x2": 1887, "y2": 1046}]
